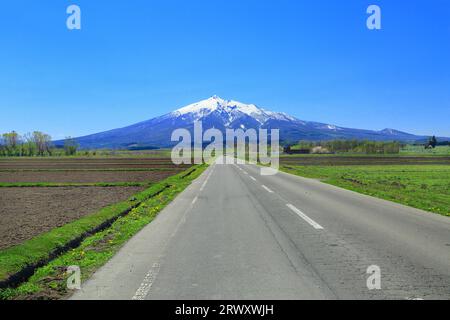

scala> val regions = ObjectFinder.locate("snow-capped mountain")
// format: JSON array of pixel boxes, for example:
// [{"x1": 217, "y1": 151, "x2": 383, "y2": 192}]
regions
[
  {"x1": 64, "y1": 96, "x2": 439, "y2": 149},
  {"x1": 170, "y1": 95, "x2": 296, "y2": 128}
]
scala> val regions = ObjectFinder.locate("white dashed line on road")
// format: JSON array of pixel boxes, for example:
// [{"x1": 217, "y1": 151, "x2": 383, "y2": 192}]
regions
[
  {"x1": 262, "y1": 185, "x2": 274, "y2": 193},
  {"x1": 249, "y1": 176, "x2": 257, "y2": 181},
  {"x1": 286, "y1": 204, "x2": 324, "y2": 230},
  {"x1": 133, "y1": 166, "x2": 213, "y2": 300}
]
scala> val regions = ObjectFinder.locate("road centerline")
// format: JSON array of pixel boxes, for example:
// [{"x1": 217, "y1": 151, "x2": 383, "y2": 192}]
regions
[
  {"x1": 262, "y1": 185, "x2": 274, "y2": 193},
  {"x1": 286, "y1": 204, "x2": 324, "y2": 230}
]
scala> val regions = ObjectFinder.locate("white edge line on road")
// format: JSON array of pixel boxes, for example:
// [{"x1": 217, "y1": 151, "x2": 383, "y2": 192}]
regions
[
  {"x1": 132, "y1": 165, "x2": 210, "y2": 300},
  {"x1": 132, "y1": 262, "x2": 161, "y2": 300},
  {"x1": 200, "y1": 166, "x2": 214, "y2": 191},
  {"x1": 262, "y1": 185, "x2": 274, "y2": 193},
  {"x1": 286, "y1": 204, "x2": 324, "y2": 230}
]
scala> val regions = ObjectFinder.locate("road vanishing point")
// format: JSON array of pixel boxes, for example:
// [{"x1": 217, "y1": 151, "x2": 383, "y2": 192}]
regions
[{"x1": 72, "y1": 157, "x2": 450, "y2": 300}]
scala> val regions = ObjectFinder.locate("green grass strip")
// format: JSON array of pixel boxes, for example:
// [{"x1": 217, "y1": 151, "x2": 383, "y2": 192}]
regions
[
  {"x1": 0, "y1": 165, "x2": 206, "y2": 300},
  {"x1": 280, "y1": 164, "x2": 450, "y2": 217}
]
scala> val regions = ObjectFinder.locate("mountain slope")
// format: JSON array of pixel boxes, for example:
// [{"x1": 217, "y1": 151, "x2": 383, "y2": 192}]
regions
[{"x1": 63, "y1": 96, "x2": 441, "y2": 149}]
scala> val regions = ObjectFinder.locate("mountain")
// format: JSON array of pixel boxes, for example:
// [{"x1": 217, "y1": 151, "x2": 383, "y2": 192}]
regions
[{"x1": 62, "y1": 96, "x2": 444, "y2": 149}]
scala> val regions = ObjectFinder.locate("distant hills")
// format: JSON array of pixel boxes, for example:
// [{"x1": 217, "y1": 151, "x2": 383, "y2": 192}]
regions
[{"x1": 59, "y1": 96, "x2": 447, "y2": 149}]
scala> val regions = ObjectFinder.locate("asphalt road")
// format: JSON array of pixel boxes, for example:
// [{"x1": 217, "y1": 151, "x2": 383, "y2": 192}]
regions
[{"x1": 72, "y1": 158, "x2": 450, "y2": 300}]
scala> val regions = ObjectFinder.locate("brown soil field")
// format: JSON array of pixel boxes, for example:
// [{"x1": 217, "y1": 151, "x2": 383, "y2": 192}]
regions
[
  {"x1": 0, "y1": 170, "x2": 181, "y2": 183},
  {"x1": 0, "y1": 158, "x2": 190, "y2": 170},
  {"x1": 0, "y1": 186, "x2": 145, "y2": 250},
  {"x1": 0, "y1": 157, "x2": 190, "y2": 250},
  {"x1": 280, "y1": 156, "x2": 450, "y2": 166}
]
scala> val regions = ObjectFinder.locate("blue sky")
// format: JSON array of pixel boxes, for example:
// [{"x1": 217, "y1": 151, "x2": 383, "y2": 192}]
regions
[{"x1": 0, "y1": 0, "x2": 449, "y2": 139}]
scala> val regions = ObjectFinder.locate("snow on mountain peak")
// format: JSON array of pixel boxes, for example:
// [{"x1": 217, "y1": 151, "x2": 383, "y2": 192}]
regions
[
  {"x1": 172, "y1": 96, "x2": 297, "y2": 125},
  {"x1": 175, "y1": 96, "x2": 256, "y2": 115}
]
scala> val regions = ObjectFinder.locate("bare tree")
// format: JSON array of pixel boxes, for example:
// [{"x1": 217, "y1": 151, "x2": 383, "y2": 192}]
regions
[
  {"x1": 2, "y1": 131, "x2": 21, "y2": 156},
  {"x1": 32, "y1": 131, "x2": 52, "y2": 156},
  {"x1": 21, "y1": 132, "x2": 37, "y2": 156},
  {"x1": 0, "y1": 134, "x2": 5, "y2": 156}
]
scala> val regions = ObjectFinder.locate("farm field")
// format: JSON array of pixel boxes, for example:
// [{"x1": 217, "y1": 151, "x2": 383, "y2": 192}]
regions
[
  {"x1": 0, "y1": 157, "x2": 189, "y2": 250},
  {"x1": 0, "y1": 186, "x2": 144, "y2": 250},
  {"x1": 0, "y1": 157, "x2": 189, "y2": 170},
  {"x1": 0, "y1": 170, "x2": 179, "y2": 184},
  {"x1": 281, "y1": 164, "x2": 450, "y2": 216},
  {"x1": 0, "y1": 159, "x2": 205, "y2": 300},
  {"x1": 400, "y1": 145, "x2": 450, "y2": 155},
  {"x1": 279, "y1": 155, "x2": 450, "y2": 166}
]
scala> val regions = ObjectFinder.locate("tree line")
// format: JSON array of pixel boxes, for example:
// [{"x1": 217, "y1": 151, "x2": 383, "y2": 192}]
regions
[
  {"x1": 0, "y1": 131, "x2": 79, "y2": 157},
  {"x1": 289, "y1": 139, "x2": 403, "y2": 154}
]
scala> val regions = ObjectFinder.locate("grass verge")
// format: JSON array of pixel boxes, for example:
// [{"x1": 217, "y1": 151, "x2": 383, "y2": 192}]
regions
[
  {"x1": 0, "y1": 165, "x2": 207, "y2": 300},
  {"x1": 281, "y1": 165, "x2": 450, "y2": 217}
]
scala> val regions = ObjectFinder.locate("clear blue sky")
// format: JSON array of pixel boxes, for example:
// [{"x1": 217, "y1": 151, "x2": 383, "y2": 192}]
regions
[{"x1": 0, "y1": 0, "x2": 449, "y2": 139}]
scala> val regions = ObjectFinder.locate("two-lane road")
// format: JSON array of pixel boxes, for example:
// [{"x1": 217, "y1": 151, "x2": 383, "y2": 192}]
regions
[{"x1": 72, "y1": 159, "x2": 450, "y2": 300}]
